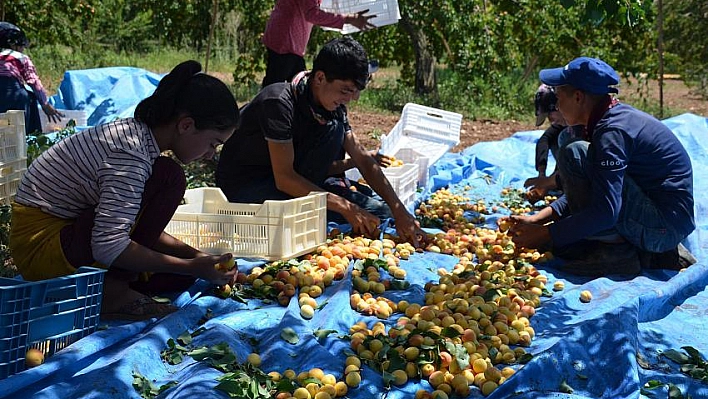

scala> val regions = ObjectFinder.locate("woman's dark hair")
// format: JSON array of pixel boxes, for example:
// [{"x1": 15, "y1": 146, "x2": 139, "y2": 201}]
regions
[
  {"x1": 0, "y1": 22, "x2": 30, "y2": 49},
  {"x1": 312, "y1": 36, "x2": 369, "y2": 90},
  {"x1": 134, "y1": 60, "x2": 239, "y2": 131}
]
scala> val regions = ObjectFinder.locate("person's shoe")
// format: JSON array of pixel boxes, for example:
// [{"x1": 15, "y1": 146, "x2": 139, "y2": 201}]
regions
[
  {"x1": 101, "y1": 294, "x2": 179, "y2": 321},
  {"x1": 640, "y1": 243, "x2": 697, "y2": 271},
  {"x1": 555, "y1": 241, "x2": 641, "y2": 277}
]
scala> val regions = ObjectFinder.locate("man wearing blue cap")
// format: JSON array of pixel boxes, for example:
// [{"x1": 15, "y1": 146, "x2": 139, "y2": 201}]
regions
[{"x1": 506, "y1": 57, "x2": 696, "y2": 275}]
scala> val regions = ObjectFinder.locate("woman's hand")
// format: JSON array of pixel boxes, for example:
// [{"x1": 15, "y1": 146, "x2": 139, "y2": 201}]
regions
[
  {"x1": 189, "y1": 253, "x2": 238, "y2": 286},
  {"x1": 41, "y1": 103, "x2": 64, "y2": 124}
]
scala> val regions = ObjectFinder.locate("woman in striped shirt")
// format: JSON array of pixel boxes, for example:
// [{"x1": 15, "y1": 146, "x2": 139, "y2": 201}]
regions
[
  {"x1": 10, "y1": 60, "x2": 241, "y2": 321},
  {"x1": 0, "y1": 22, "x2": 63, "y2": 133}
]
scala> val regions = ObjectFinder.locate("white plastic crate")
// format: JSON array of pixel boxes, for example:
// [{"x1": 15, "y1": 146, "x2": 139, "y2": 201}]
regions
[
  {"x1": 39, "y1": 110, "x2": 88, "y2": 132},
  {"x1": 389, "y1": 147, "x2": 429, "y2": 186},
  {"x1": 0, "y1": 171, "x2": 23, "y2": 205},
  {"x1": 345, "y1": 162, "x2": 419, "y2": 208},
  {"x1": 165, "y1": 188, "x2": 327, "y2": 261},
  {"x1": 0, "y1": 111, "x2": 26, "y2": 163},
  {"x1": 0, "y1": 159, "x2": 27, "y2": 179},
  {"x1": 380, "y1": 103, "x2": 462, "y2": 182},
  {"x1": 320, "y1": 0, "x2": 401, "y2": 34}
]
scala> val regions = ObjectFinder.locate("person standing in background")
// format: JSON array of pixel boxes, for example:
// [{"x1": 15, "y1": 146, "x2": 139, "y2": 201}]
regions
[
  {"x1": 261, "y1": 0, "x2": 375, "y2": 88},
  {"x1": 0, "y1": 22, "x2": 63, "y2": 133}
]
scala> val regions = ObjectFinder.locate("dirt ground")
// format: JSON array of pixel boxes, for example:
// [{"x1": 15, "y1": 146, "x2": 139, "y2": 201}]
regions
[{"x1": 349, "y1": 77, "x2": 708, "y2": 152}]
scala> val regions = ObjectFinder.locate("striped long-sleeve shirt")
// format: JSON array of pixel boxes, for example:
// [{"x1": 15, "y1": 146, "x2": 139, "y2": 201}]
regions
[
  {"x1": 0, "y1": 48, "x2": 49, "y2": 104},
  {"x1": 15, "y1": 118, "x2": 162, "y2": 266}
]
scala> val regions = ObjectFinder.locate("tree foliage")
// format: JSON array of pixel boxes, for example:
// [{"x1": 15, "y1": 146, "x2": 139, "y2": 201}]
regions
[
  {"x1": 0, "y1": 0, "x2": 702, "y2": 99},
  {"x1": 663, "y1": 0, "x2": 708, "y2": 98}
]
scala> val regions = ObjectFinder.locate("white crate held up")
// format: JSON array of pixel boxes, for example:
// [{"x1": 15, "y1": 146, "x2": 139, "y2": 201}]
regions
[
  {"x1": 39, "y1": 110, "x2": 88, "y2": 132},
  {"x1": 165, "y1": 188, "x2": 327, "y2": 261},
  {"x1": 345, "y1": 162, "x2": 419, "y2": 208},
  {"x1": 380, "y1": 103, "x2": 462, "y2": 185},
  {"x1": 320, "y1": 0, "x2": 401, "y2": 34}
]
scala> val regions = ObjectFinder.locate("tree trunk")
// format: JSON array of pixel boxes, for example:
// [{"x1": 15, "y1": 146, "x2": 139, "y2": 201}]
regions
[{"x1": 400, "y1": 15, "x2": 436, "y2": 96}]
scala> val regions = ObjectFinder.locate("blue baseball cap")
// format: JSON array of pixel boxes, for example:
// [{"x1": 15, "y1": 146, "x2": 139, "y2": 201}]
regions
[{"x1": 539, "y1": 57, "x2": 619, "y2": 95}]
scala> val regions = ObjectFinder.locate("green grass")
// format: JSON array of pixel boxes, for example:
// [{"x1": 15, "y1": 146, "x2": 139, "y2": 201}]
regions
[{"x1": 30, "y1": 45, "x2": 239, "y2": 93}]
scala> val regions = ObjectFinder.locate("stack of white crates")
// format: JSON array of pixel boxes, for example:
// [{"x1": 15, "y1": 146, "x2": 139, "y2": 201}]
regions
[
  {"x1": 320, "y1": 0, "x2": 401, "y2": 34},
  {"x1": 165, "y1": 188, "x2": 328, "y2": 261},
  {"x1": 0, "y1": 111, "x2": 28, "y2": 205},
  {"x1": 380, "y1": 103, "x2": 463, "y2": 186}
]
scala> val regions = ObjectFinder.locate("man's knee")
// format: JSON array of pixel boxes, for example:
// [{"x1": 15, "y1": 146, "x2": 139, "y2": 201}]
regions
[{"x1": 557, "y1": 140, "x2": 590, "y2": 175}]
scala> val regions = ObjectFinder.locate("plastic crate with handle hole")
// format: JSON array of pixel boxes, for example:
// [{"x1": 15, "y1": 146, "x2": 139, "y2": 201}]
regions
[
  {"x1": 0, "y1": 267, "x2": 105, "y2": 380},
  {"x1": 345, "y1": 162, "x2": 419, "y2": 209},
  {"x1": 380, "y1": 103, "x2": 463, "y2": 185},
  {"x1": 165, "y1": 188, "x2": 328, "y2": 260},
  {"x1": 320, "y1": 0, "x2": 401, "y2": 34},
  {"x1": 0, "y1": 111, "x2": 26, "y2": 163}
]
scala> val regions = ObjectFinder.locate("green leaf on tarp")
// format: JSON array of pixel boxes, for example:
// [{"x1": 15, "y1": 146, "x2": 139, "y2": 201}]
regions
[
  {"x1": 313, "y1": 329, "x2": 338, "y2": 340},
  {"x1": 161, "y1": 338, "x2": 189, "y2": 365},
  {"x1": 382, "y1": 370, "x2": 396, "y2": 387},
  {"x1": 188, "y1": 342, "x2": 237, "y2": 371},
  {"x1": 643, "y1": 380, "x2": 664, "y2": 389},
  {"x1": 385, "y1": 348, "x2": 407, "y2": 371},
  {"x1": 177, "y1": 330, "x2": 193, "y2": 346},
  {"x1": 663, "y1": 349, "x2": 691, "y2": 364},
  {"x1": 668, "y1": 383, "x2": 685, "y2": 399},
  {"x1": 559, "y1": 380, "x2": 574, "y2": 394},
  {"x1": 445, "y1": 341, "x2": 470, "y2": 371},
  {"x1": 441, "y1": 327, "x2": 461, "y2": 339},
  {"x1": 682, "y1": 346, "x2": 706, "y2": 364},
  {"x1": 301, "y1": 377, "x2": 323, "y2": 386},
  {"x1": 390, "y1": 279, "x2": 410, "y2": 290},
  {"x1": 132, "y1": 371, "x2": 178, "y2": 399},
  {"x1": 281, "y1": 327, "x2": 299, "y2": 345},
  {"x1": 215, "y1": 370, "x2": 274, "y2": 399},
  {"x1": 517, "y1": 353, "x2": 534, "y2": 364},
  {"x1": 316, "y1": 300, "x2": 329, "y2": 310},
  {"x1": 353, "y1": 259, "x2": 365, "y2": 272},
  {"x1": 275, "y1": 379, "x2": 298, "y2": 393},
  {"x1": 482, "y1": 289, "x2": 501, "y2": 302}
]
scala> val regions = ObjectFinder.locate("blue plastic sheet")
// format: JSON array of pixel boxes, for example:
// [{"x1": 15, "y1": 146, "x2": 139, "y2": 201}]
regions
[
  {"x1": 1, "y1": 67, "x2": 707, "y2": 399},
  {"x1": 47, "y1": 67, "x2": 163, "y2": 127}
]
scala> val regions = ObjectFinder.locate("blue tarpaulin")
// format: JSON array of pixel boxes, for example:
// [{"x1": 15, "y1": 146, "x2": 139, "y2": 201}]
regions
[{"x1": 1, "y1": 67, "x2": 707, "y2": 399}]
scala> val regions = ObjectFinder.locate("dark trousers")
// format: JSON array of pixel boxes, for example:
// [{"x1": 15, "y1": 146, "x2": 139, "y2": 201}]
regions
[
  {"x1": 261, "y1": 48, "x2": 306, "y2": 88},
  {"x1": 0, "y1": 76, "x2": 42, "y2": 134}
]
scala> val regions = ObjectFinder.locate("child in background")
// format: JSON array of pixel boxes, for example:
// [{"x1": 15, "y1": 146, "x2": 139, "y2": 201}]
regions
[
  {"x1": 524, "y1": 84, "x2": 581, "y2": 203},
  {"x1": 0, "y1": 22, "x2": 63, "y2": 133},
  {"x1": 10, "y1": 60, "x2": 240, "y2": 321}
]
